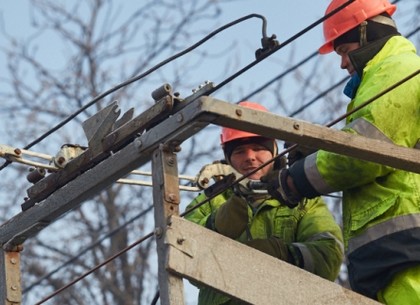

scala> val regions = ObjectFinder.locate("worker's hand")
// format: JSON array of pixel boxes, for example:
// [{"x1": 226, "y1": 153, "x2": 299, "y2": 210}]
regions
[
  {"x1": 214, "y1": 194, "x2": 248, "y2": 239},
  {"x1": 260, "y1": 168, "x2": 302, "y2": 208},
  {"x1": 244, "y1": 237, "x2": 292, "y2": 263},
  {"x1": 284, "y1": 142, "x2": 317, "y2": 166}
]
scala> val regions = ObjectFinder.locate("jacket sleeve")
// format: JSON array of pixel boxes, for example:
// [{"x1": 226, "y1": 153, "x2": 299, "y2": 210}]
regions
[
  {"x1": 290, "y1": 38, "x2": 420, "y2": 197},
  {"x1": 291, "y1": 197, "x2": 344, "y2": 281},
  {"x1": 289, "y1": 142, "x2": 395, "y2": 198},
  {"x1": 184, "y1": 193, "x2": 214, "y2": 227}
]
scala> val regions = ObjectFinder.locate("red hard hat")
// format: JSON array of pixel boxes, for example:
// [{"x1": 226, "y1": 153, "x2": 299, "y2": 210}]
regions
[
  {"x1": 220, "y1": 101, "x2": 269, "y2": 146},
  {"x1": 319, "y1": 0, "x2": 396, "y2": 54}
]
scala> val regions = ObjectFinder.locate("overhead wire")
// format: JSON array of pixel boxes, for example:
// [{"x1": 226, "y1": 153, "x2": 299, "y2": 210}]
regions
[
  {"x1": 182, "y1": 68, "x2": 420, "y2": 219},
  {"x1": 28, "y1": 12, "x2": 275, "y2": 304},
  {"x1": 1, "y1": 0, "x2": 358, "y2": 172},
  {"x1": 34, "y1": 63, "x2": 419, "y2": 303},
  {"x1": 207, "y1": 0, "x2": 357, "y2": 96},
  {"x1": 0, "y1": 13, "x2": 270, "y2": 172},
  {"x1": 31, "y1": 2, "x2": 356, "y2": 302},
  {"x1": 11, "y1": 12, "x2": 271, "y2": 300},
  {"x1": 238, "y1": 0, "x2": 416, "y2": 117},
  {"x1": 37, "y1": 0, "x2": 406, "y2": 304},
  {"x1": 24, "y1": 8, "x2": 420, "y2": 304},
  {"x1": 28, "y1": 0, "x2": 420, "y2": 303},
  {"x1": 33, "y1": 231, "x2": 155, "y2": 305},
  {"x1": 23, "y1": 205, "x2": 153, "y2": 294}
]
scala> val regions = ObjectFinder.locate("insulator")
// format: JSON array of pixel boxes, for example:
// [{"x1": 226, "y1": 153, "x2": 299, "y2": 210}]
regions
[
  {"x1": 151, "y1": 83, "x2": 172, "y2": 101},
  {"x1": 27, "y1": 167, "x2": 46, "y2": 183}
]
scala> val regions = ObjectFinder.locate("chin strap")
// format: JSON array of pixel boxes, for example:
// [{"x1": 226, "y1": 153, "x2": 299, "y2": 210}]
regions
[
  {"x1": 360, "y1": 15, "x2": 397, "y2": 47},
  {"x1": 359, "y1": 21, "x2": 368, "y2": 47}
]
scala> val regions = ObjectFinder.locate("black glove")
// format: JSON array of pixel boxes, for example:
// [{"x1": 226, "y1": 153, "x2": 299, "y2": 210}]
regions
[
  {"x1": 244, "y1": 237, "x2": 292, "y2": 263},
  {"x1": 284, "y1": 142, "x2": 317, "y2": 166},
  {"x1": 214, "y1": 194, "x2": 248, "y2": 239},
  {"x1": 260, "y1": 168, "x2": 302, "y2": 208}
]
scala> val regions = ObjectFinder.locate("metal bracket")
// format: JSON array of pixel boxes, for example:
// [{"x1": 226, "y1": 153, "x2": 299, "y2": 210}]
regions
[
  {"x1": 4, "y1": 251, "x2": 21, "y2": 304},
  {"x1": 82, "y1": 101, "x2": 122, "y2": 155}
]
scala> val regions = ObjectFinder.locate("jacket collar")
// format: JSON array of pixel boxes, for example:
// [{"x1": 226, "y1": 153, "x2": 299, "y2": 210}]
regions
[{"x1": 349, "y1": 35, "x2": 398, "y2": 77}]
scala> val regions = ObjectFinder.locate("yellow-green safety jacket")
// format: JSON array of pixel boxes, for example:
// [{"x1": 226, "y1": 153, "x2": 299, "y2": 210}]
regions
[
  {"x1": 185, "y1": 190, "x2": 344, "y2": 305},
  {"x1": 289, "y1": 36, "x2": 420, "y2": 299}
]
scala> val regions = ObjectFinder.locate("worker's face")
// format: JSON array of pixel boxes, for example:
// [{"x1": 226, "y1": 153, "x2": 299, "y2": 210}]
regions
[
  {"x1": 230, "y1": 142, "x2": 274, "y2": 180},
  {"x1": 335, "y1": 42, "x2": 360, "y2": 75}
]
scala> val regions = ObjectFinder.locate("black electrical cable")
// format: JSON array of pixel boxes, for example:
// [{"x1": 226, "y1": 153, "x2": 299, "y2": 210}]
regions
[
  {"x1": 23, "y1": 205, "x2": 153, "y2": 294},
  {"x1": 39, "y1": 1, "x2": 420, "y2": 303},
  {"x1": 150, "y1": 291, "x2": 160, "y2": 305},
  {"x1": 34, "y1": 231, "x2": 155, "y2": 305},
  {"x1": 25, "y1": 14, "x2": 268, "y2": 149},
  {"x1": 182, "y1": 68, "x2": 420, "y2": 219},
  {"x1": 239, "y1": 0, "x2": 414, "y2": 115},
  {"x1": 28, "y1": 12, "x2": 273, "y2": 303},
  {"x1": 207, "y1": 0, "x2": 357, "y2": 96},
  {"x1": 30, "y1": 8, "x2": 420, "y2": 305},
  {"x1": 0, "y1": 13, "x2": 270, "y2": 172},
  {"x1": 288, "y1": 77, "x2": 349, "y2": 117},
  {"x1": 3, "y1": 1, "x2": 358, "y2": 173},
  {"x1": 239, "y1": 51, "x2": 318, "y2": 103}
]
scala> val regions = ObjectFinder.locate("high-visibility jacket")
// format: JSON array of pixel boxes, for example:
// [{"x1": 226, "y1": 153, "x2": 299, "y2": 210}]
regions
[
  {"x1": 289, "y1": 36, "x2": 420, "y2": 299},
  {"x1": 185, "y1": 190, "x2": 344, "y2": 305}
]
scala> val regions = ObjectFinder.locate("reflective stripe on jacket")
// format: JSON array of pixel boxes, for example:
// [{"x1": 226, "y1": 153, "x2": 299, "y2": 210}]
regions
[
  {"x1": 184, "y1": 190, "x2": 343, "y2": 305},
  {"x1": 289, "y1": 36, "x2": 420, "y2": 298}
]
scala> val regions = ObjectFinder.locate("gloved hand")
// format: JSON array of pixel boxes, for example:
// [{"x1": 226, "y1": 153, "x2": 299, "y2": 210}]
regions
[
  {"x1": 284, "y1": 142, "x2": 317, "y2": 166},
  {"x1": 214, "y1": 194, "x2": 249, "y2": 239},
  {"x1": 244, "y1": 237, "x2": 292, "y2": 263},
  {"x1": 260, "y1": 168, "x2": 302, "y2": 208}
]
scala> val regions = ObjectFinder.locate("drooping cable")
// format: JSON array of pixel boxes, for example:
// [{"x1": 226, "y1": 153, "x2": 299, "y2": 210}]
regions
[
  {"x1": 28, "y1": 13, "x2": 420, "y2": 305},
  {"x1": 182, "y1": 69, "x2": 420, "y2": 217},
  {"x1": 239, "y1": 51, "x2": 318, "y2": 103},
  {"x1": 238, "y1": 0, "x2": 413, "y2": 115},
  {"x1": 23, "y1": 205, "x2": 153, "y2": 294},
  {"x1": 3, "y1": 1, "x2": 358, "y2": 173},
  {"x1": 0, "y1": 13, "x2": 270, "y2": 171},
  {"x1": 31, "y1": 2, "x2": 361, "y2": 303},
  {"x1": 207, "y1": 0, "x2": 357, "y2": 96},
  {"x1": 33, "y1": 231, "x2": 155, "y2": 305},
  {"x1": 25, "y1": 14, "x2": 268, "y2": 149}
]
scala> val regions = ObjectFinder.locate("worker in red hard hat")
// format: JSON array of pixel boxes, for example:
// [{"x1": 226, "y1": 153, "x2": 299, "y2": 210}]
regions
[
  {"x1": 220, "y1": 101, "x2": 278, "y2": 180},
  {"x1": 185, "y1": 101, "x2": 343, "y2": 305},
  {"x1": 262, "y1": 1, "x2": 420, "y2": 304}
]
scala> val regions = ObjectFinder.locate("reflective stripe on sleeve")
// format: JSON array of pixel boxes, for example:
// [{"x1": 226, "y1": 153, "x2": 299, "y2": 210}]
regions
[
  {"x1": 292, "y1": 243, "x2": 315, "y2": 273},
  {"x1": 303, "y1": 153, "x2": 336, "y2": 194},
  {"x1": 349, "y1": 118, "x2": 420, "y2": 149},
  {"x1": 347, "y1": 213, "x2": 420, "y2": 255},
  {"x1": 347, "y1": 118, "x2": 393, "y2": 143},
  {"x1": 292, "y1": 232, "x2": 344, "y2": 274}
]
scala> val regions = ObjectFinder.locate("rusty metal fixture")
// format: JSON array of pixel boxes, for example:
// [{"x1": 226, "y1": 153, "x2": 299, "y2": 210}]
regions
[
  {"x1": 151, "y1": 83, "x2": 172, "y2": 101},
  {"x1": 52, "y1": 144, "x2": 86, "y2": 169},
  {"x1": 27, "y1": 167, "x2": 46, "y2": 183}
]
